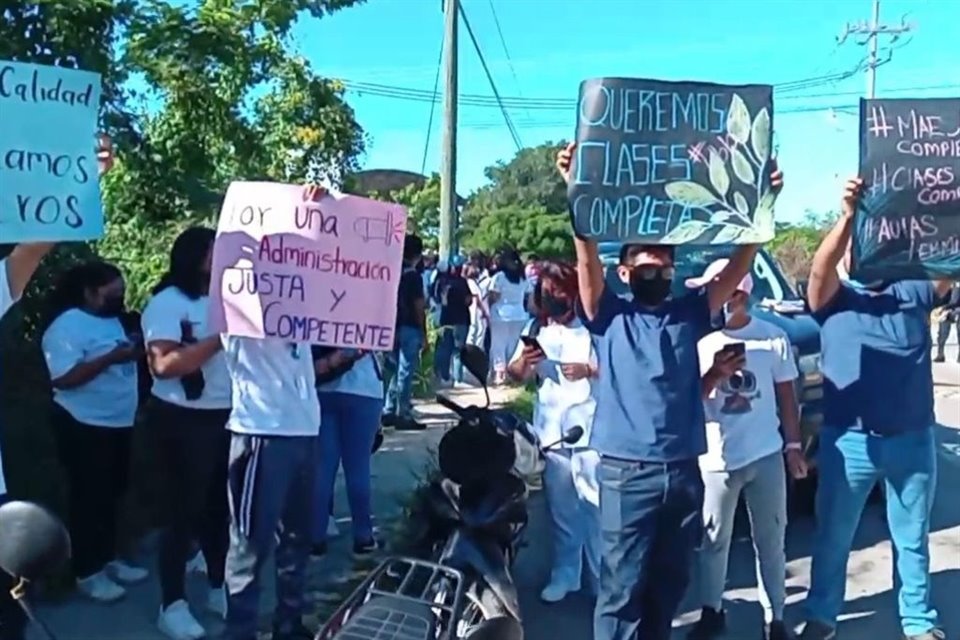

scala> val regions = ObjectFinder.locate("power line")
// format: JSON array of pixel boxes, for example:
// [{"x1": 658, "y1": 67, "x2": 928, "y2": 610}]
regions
[
  {"x1": 485, "y1": 0, "x2": 530, "y2": 120},
  {"x1": 420, "y1": 34, "x2": 445, "y2": 175},
  {"x1": 458, "y1": 2, "x2": 523, "y2": 149},
  {"x1": 341, "y1": 68, "x2": 871, "y2": 111},
  {"x1": 838, "y1": 0, "x2": 915, "y2": 97},
  {"x1": 342, "y1": 77, "x2": 958, "y2": 111}
]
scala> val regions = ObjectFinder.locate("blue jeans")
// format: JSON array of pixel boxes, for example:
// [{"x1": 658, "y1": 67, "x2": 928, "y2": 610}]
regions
[
  {"x1": 313, "y1": 392, "x2": 383, "y2": 544},
  {"x1": 594, "y1": 457, "x2": 704, "y2": 640},
  {"x1": 805, "y1": 426, "x2": 939, "y2": 636},
  {"x1": 383, "y1": 326, "x2": 423, "y2": 418},
  {"x1": 434, "y1": 325, "x2": 469, "y2": 383},
  {"x1": 224, "y1": 434, "x2": 318, "y2": 640}
]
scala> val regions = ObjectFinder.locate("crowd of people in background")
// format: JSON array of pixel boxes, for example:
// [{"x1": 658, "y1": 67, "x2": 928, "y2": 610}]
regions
[{"x1": 0, "y1": 136, "x2": 955, "y2": 640}]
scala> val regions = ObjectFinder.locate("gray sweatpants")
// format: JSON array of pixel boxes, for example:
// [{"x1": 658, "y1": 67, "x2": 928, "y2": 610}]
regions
[
  {"x1": 698, "y1": 451, "x2": 787, "y2": 623},
  {"x1": 225, "y1": 433, "x2": 318, "y2": 640}
]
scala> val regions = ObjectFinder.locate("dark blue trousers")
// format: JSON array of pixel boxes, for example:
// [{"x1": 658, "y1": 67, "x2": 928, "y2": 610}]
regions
[{"x1": 594, "y1": 457, "x2": 704, "y2": 640}]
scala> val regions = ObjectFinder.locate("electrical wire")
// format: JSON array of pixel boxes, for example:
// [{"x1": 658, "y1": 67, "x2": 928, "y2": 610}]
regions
[
  {"x1": 344, "y1": 78, "x2": 959, "y2": 112},
  {"x1": 458, "y1": 2, "x2": 523, "y2": 149},
  {"x1": 340, "y1": 69, "x2": 880, "y2": 111},
  {"x1": 486, "y1": 0, "x2": 530, "y2": 121},
  {"x1": 420, "y1": 34, "x2": 445, "y2": 175}
]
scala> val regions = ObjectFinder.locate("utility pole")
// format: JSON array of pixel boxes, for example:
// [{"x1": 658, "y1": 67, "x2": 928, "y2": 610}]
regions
[
  {"x1": 439, "y1": 0, "x2": 459, "y2": 263},
  {"x1": 838, "y1": 0, "x2": 914, "y2": 98}
]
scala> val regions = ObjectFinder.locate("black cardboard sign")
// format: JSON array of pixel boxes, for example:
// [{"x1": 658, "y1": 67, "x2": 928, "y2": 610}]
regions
[
  {"x1": 854, "y1": 97, "x2": 960, "y2": 280},
  {"x1": 567, "y1": 77, "x2": 777, "y2": 245}
]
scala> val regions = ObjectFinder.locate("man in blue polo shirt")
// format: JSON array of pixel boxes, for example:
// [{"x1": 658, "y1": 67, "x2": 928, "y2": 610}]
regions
[
  {"x1": 556, "y1": 144, "x2": 783, "y2": 640},
  {"x1": 799, "y1": 178, "x2": 952, "y2": 640}
]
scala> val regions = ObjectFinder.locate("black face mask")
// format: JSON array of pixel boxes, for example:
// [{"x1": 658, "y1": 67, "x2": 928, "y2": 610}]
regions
[
  {"x1": 98, "y1": 296, "x2": 125, "y2": 317},
  {"x1": 629, "y1": 272, "x2": 672, "y2": 307},
  {"x1": 415, "y1": 259, "x2": 425, "y2": 274},
  {"x1": 541, "y1": 293, "x2": 571, "y2": 319}
]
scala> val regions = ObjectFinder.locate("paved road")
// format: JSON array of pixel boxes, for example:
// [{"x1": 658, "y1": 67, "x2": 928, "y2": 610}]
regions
[
  {"x1": 23, "y1": 372, "x2": 960, "y2": 639},
  {"x1": 516, "y1": 371, "x2": 960, "y2": 639},
  {"x1": 25, "y1": 386, "x2": 515, "y2": 640}
]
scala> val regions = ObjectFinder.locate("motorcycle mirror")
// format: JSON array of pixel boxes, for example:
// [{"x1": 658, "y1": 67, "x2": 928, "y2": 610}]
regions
[
  {"x1": 562, "y1": 426, "x2": 584, "y2": 444},
  {"x1": 459, "y1": 345, "x2": 490, "y2": 386},
  {"x1": 0, "y1": 501, "x2": 71, "y2": 582}
]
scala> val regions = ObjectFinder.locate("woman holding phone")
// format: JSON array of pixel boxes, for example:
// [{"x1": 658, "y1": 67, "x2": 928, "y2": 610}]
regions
[
  {"x1": 41, "y1": 261, "x2": 148, "y2": 603},
  {"x1": 506, "y1": 261, "x2": 601, "y2": 604}
]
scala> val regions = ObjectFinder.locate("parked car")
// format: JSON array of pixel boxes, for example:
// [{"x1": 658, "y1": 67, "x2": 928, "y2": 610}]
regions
[{"x1": 597, "y1": 242, "x2": 824, "y2": 511}]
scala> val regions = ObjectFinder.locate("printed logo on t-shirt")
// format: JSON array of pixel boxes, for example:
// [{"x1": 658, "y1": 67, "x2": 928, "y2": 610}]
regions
[{"x1": 719, "y1": 369, "x2": 760, "y2": 415}]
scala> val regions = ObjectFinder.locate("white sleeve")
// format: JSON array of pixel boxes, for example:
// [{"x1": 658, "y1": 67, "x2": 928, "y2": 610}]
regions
[
  {"x1": 0, "y1": 259, "x2": 15, "y2": 321},
  {"x1": 488, "y1": 272, "x2": 503, "y2": 293},
  {"x1": 141, "y1": 291, "x2": 184, "y2": 344},
  {"x1": 42, "y1": 315, "x2": 86, "y2": 379},
  {"x1": 772, "y1": 332, "x2": 799, "y2": 383}
]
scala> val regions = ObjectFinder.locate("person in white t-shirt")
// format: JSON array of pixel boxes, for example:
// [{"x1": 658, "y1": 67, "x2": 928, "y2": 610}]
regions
[
  {"x1": 221, "y1": 184, "x2": 324, "y2": 640},
  {"x1": 310, "y1": 349, "x2": 384, "y2": 556},
  {"x1": 684, "y1": 259, "x2": 808, "y2": 640},
  {"x1": 487, "y1": 247, "x2": 533, "y2": 384},
  {"x1": 507, "y1": 261, "x2": 601, "y2": 604},
  {"x1": 41, "y1": 261, "x2": 148, "y2": 604},
  {"x1": 141, "y1": 227, "x2": 232, "y2": 640},
  {"x1": 464, "y1": 262, "x2": 490, "y2": 356}
]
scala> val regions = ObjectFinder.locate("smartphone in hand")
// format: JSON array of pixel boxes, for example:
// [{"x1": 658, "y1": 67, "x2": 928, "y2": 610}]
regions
[
  {"x1": 520, "y1": 335, "x2": 544, "y2": 353},
  {"x1": 721, "y1": 342, "x2": 746, "y2": 358}
]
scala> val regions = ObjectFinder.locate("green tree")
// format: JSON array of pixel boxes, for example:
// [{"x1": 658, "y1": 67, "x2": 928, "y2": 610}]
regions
[
  {"x1": 384, "y1": 174, "x2": 442, "y2": 251},
  {"x1": 0, "y1": 0, "x2": 367, "y2": 513},
  {"x1": 767, "y1": 211, "x2": 837, "y2": 284},
  {"x1": 468, "y1": 142, "x2": 568, "y2": 213},
  {"x1": 462, "y1": 142, "x2": 573, "y2": 258}
]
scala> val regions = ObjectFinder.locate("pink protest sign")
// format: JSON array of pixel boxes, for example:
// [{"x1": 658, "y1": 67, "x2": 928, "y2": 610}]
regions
[{"x1": 208, "y1": 181, "x2": 408, "y2": 350}]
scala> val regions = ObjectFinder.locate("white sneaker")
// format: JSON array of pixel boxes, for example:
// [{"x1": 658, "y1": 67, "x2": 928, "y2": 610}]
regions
[
  {"x1": 206, "y1": 586, "x2": 227, "y2": 620},
  {"x1": 327, "y1": 519, "x2": 340, "y2": 538},
  {"x1": 157, "y1": 600, "x2": 206, "y2": 640},
  {"x1": 108, "y1": 559, "x2": 149, "y2": 584},
  {"x1": 76, "y1": 571, "x2": 126, "y2": 603},
  {"x1": 539, "y1": 580, "x2": 575, "y2": 603},
  {"x1": 186, "y1": 551, "x2": 208, "y2": 575}
]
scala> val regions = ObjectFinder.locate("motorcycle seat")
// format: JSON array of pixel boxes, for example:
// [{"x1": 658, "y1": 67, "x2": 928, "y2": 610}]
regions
[{"x1": 336, "y1": 594, "x2": 438, "y2": 639}]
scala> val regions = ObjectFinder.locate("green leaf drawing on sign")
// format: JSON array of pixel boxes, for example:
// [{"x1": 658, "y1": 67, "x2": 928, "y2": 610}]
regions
[
  {"x1": 664, "y1": 181, "x2": 719, "y2": 208},
  {"x1": 708, "y1": 150, "x2": 729, "y2": 197},
  {"x1": 727, "y1": 94, "x2": 751, "y2": 144},
  {"x1": 738, "y1": 188, "x2": 778, "y2": 241},
  {"x1": 710, "y1": 211, "x2": 739, "y2": 224},
  {"x1": 751, "y1": 108, "x2": 771, "y2": 163},
  {"x1": 712, "y1": 225, "x2": 746, "y2": 244},
  {"x1": 733, "y1": 191, "x2": 749, "y2": 216},
  {"x1": 732, "y1": 149, "x2": 755, "y2": 185},
  {"x1": 661, "y1": 220, "x2": 711, "y2": 244}
]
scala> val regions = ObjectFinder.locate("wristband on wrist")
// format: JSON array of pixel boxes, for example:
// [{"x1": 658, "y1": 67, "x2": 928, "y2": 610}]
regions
[{"x1": 784, "y1": 442, "x2": 802, "y2": 452}]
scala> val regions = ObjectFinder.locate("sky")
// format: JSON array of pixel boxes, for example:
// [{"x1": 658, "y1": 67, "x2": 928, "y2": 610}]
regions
[{"x1": 293, "y1": 0, "x2": 959, "y2": 224}]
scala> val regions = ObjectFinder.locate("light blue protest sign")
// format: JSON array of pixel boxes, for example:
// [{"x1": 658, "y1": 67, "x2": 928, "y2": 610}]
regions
[{"x1": 0, "y1": 60, "x2": 103, "y2": 243}]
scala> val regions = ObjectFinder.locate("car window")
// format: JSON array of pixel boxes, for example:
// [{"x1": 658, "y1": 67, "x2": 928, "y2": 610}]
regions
[{"x1": 602, "y1": 245, "x2": 794, "y2": 303}]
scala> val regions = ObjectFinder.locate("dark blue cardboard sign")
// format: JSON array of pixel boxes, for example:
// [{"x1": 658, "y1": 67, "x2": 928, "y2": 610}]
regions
[
  {"x1": 567, "y1": 77, "x2": 777, "y2": 245},
  {"x1": 854, "y1": 97, "x2": 960, "y2": 280}
]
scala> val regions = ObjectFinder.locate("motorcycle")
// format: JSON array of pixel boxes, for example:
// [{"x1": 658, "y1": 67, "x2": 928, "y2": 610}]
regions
[
  {"x1": 0, "y1": 500, "x2": 71, "y2": 640},
  {"x1": 317, "y1": 345, "x2": 581, "y2": 640}
]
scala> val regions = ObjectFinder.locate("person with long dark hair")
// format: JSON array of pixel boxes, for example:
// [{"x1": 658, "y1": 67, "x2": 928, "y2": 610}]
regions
[
  {"x1": 141, "y1": 227, "x2": 230, "y2": 640},
  {"x1": 41, "y1": 260, "x2": 148, "y2": 603},
  {"x1": 506, "y1": 261, "x2": 601, "y2": 603},
  {"x1": 486, "y1": 247, "x2": 532, "y2": 384}
]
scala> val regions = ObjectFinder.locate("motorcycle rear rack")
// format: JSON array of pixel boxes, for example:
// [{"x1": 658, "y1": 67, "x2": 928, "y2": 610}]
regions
[{"x1": 315, "y1": 555, "x2": 467, "y2": 640}]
